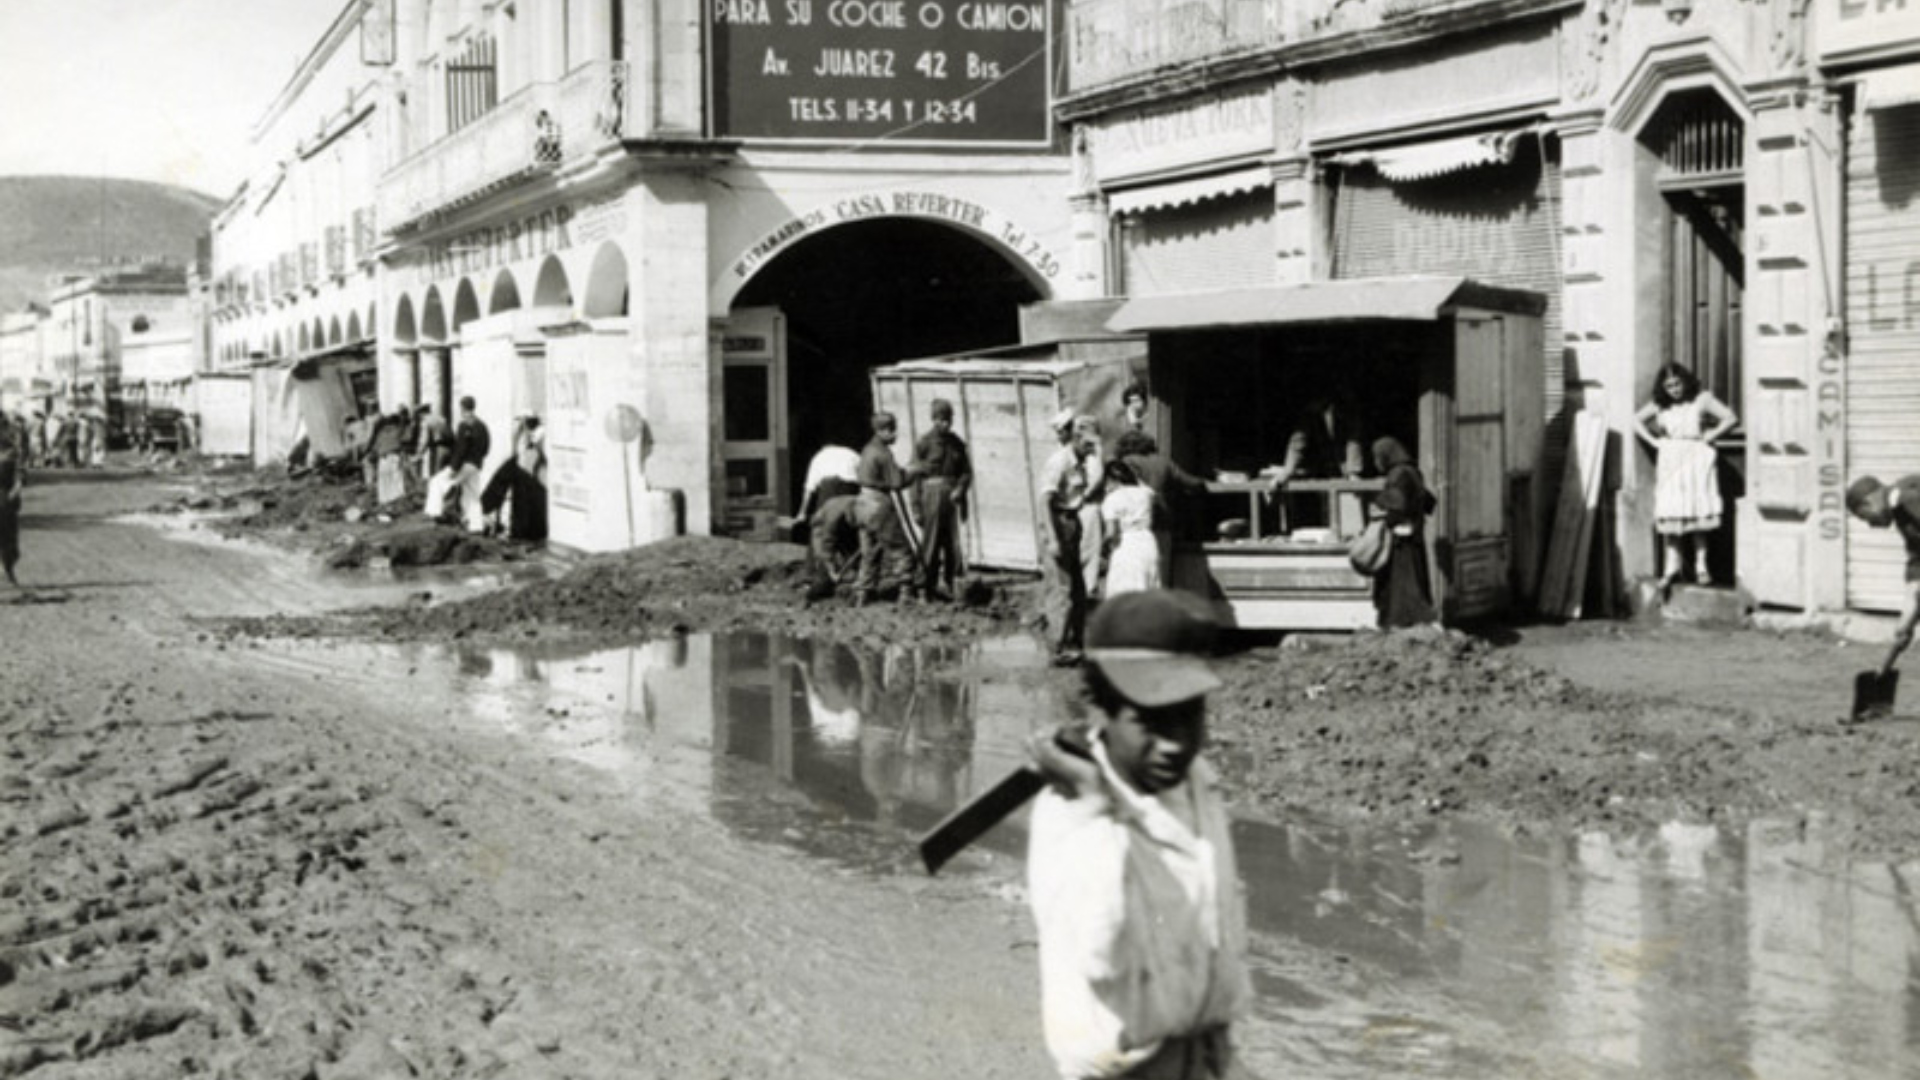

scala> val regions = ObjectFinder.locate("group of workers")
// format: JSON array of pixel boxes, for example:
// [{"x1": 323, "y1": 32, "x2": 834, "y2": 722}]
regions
[
  {"x1": 801, "y1": 397, "x2": 974, "y2": 607},
  {"x1": 341, "y1": 395, "x2": 547, "y2": 541}
]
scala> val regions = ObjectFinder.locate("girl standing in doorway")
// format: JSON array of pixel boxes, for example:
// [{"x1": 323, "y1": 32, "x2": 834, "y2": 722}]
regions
[{"x1": 1633, "y1": 363, "x2": 1739, "y2": 592}]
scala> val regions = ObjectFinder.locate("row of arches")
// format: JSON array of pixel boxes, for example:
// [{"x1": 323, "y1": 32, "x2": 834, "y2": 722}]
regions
[
  {"x1": 211, "y1": 241, "x2": 631, "y2": 365},
  {"x1": 392, "y1": 244, "x2": 629, "y2": 346},
  {"x1": 218, "y1": 303, "x2": 377, "y2": 364}
]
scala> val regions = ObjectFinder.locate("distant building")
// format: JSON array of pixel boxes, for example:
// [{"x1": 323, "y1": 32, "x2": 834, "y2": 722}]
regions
[
  {"x1": 0, "y1": 304, "x2": 51, "y2": 414},
  {"x1": 44, "y1": 263, "x2": 190, "y2": 422},
  {"x1": 208, "y1": 1, "x2": 386, "y2": 466},
  {"x1": 217, "y1": 0, "x2": 1078, "y2": 548}
]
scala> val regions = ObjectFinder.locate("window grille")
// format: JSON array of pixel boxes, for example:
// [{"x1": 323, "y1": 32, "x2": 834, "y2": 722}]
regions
[
  {"x1": 1647, "y1": 90, "x2": 1743, "y2": 185},
  {"x1": 446, "y1": 34, "x2": 499, "y2": 135}
]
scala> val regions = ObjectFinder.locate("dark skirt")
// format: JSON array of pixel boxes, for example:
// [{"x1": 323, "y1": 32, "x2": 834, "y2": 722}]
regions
[{"x1": 1373, "y1": 533, "x2": 1435, "y2": 628}]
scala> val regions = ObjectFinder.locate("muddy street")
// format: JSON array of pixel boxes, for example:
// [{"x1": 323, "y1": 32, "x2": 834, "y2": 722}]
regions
[{"x1": 4, "y1": 473, "x2": 1918, "y2": 1079}]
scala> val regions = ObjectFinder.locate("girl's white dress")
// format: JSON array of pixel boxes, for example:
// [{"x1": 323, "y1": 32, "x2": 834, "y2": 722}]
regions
[
  {"x1": 1101, "y1": 485, "x2": 1162, "y2": 597},
  {"x1": 1653, "y1": 394, "x2": 1723, "y2": 535}
]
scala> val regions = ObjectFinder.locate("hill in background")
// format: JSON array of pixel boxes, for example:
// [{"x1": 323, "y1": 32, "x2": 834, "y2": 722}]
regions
[{"x1": 0, "y1": 176, "x2": 221, "y2": 311}]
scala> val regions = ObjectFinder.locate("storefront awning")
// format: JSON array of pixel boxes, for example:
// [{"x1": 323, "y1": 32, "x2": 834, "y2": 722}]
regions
[
  {"x1": 1325, "y1": 129, "x2": 1530, "y2": 182},
  {"x1": 1106, "y1": 276, "x2": 1546, "y2": 333},
  {"x1": 1860, "y1": 65, "x2": 1920, "y2": 111},
  {"x1": 1107, "y1": 165, "x2": 1273, "y2": 216},
  {"x1": 291, "y1": 337, "x2": 375, "y2": 378}
]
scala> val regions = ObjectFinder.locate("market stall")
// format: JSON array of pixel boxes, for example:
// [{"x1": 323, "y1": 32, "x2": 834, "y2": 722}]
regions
[{"x1": 1108, "y1": 276, "x2": 1547, "y2": 630}]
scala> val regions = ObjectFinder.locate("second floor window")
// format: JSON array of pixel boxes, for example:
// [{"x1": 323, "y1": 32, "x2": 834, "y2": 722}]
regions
[{"x1": 447, "y1": 32, "x2": 499, "y2": 134}]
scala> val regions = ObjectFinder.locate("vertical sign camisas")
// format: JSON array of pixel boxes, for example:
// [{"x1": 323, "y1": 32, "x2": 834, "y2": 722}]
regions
[{"x1": 709, "y1": 0, "x2": 1053, "y2": 146}]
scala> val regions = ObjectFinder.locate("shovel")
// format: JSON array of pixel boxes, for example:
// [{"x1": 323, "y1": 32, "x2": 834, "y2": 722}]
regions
[
  {"x1": 917, "y1": 725, "x2": 1090, "y2": 875},
  {"x1": 1849, "y1": 668, "x2": 1900, "y2": 723}
]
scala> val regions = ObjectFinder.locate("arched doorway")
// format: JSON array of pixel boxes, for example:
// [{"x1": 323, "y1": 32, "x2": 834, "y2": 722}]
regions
[
  {"x1": 453, "y1": 278, "x2": 483, "y2": 334},
  {"x1": 533, "y1": 255, "x2": 572, "y2": 308},
  {"x1": 488, "y1": 268, "x2": 522, "y2": 314},
  {"x1": 420, "y1": 286, "x2": 451, "y2": 419},
  {"x1": 393, "y1": 293, "x2": 419, "y2": 404},
  {"x1": 583, "y1": 243, "x2": 629, "y2": 318},
  {"x1": 729, "y1": 217, "x2": 1044, "y2": 514}
]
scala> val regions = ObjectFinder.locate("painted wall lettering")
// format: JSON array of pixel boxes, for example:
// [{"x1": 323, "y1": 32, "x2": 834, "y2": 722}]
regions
[
  {"x1": 708, "y1": 0, "x2": 1052, "y2": 145},
  {"x1": 730, "y1": 188, "x2": 1060, "y2": 279}
]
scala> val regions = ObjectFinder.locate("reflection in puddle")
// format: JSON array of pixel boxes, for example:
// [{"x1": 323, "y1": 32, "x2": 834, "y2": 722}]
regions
[{"x1": 337, "y1": 631, "x2": 1919, "y2": 1078}]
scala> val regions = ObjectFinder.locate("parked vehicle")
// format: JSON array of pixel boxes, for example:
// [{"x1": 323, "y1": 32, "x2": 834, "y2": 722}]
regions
[{"x1": 133, "y1": 406, "x2": 187, "y2": 453}]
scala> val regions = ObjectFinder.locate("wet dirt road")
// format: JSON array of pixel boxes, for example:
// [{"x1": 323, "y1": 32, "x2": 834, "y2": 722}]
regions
[
  {"x1": 5, "y1": 475, "x2": 1918, "y2": 1079},
  {"x1": 2, "y1": 478, "x2": 1051, "y2": 1079}
]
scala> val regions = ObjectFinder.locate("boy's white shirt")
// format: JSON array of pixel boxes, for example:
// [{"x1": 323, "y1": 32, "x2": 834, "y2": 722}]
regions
[{"x1": 1027, "y1": 737, "x2": 1252, "y2": 1079}]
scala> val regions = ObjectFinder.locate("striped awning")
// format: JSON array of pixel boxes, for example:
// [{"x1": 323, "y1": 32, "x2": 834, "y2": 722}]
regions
[{"x1": 1107, "y1": 165, "x2": 1272, "y2": 216}]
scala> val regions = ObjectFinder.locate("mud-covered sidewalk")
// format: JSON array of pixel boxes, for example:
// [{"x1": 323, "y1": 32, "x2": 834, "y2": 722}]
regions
[{"x1": 193, "y1": 465, "x2": 1920, "y2": 857}]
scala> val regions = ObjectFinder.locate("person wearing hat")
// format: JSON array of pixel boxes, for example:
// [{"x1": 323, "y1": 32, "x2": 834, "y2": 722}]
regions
[
  {"x1": 1846, "y1": 474, "x2": 1920, "y2": 683},
  {"x1": 1039, "y1": 409, "x2": 1102, "y2": 663},
  {"x1": 911, "y1": 398, "x2": 973, "y2": 602},
  {"x1": 851, "y1": 411, "x2": 922, "y2": 606},
  {"x1": 1024, "y1": 589, "x2": 1252, "y2": 1080}
]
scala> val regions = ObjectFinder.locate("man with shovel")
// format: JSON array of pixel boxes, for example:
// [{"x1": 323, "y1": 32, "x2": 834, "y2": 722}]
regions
[{"x1": 1845, "y1": 474, "x2": 1920, "y2": 721}]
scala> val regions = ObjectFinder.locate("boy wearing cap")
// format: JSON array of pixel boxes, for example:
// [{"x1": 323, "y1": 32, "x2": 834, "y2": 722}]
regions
[
  {"x1": 1025, "y1": 589, "x2": 1252, "y2": 1080},
  {"x1": 1846, "y1": 474, "x2": 1920, "y2": 681}
]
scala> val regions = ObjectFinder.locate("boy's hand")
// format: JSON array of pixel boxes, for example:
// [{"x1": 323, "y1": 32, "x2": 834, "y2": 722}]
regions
[{"x1": 1027, "y1": 724, "x2": 1100, "y2": 800}]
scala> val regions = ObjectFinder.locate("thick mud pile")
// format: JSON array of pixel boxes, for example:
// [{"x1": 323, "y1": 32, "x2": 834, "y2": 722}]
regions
[
  {"x1": 153, "y1": 469, "x2": 525, "y2": 570},
  {"x1": 222, "y1": 535, "x2": 1028, "y2": 647},
  {"x1": 1206, "y1": 627, "x2": 1920, "y2": 852}
]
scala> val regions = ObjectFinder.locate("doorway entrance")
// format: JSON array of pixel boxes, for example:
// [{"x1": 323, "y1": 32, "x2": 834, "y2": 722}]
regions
[
  {"x1": 726, "y1": 218, "x2": 1044, "y2": 522},
  {"x1": 1647, "y1": 89, "x2": 1746, "y2": 585},
  {"x1": 721, "y1": 307, "x2": 787, "y2": 537}
]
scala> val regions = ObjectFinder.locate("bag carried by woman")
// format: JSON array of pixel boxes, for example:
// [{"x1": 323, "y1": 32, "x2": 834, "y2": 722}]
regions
[{"x1": 1348, "y1": 517, "x2": 1391, "y2": 576}]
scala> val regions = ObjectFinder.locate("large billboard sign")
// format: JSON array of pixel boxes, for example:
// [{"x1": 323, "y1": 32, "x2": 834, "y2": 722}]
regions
[{"x1": 707, "y1": 1, "x2": 1054, "y2": 147}]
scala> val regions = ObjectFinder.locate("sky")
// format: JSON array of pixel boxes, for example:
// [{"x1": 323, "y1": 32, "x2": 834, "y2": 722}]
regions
[{"x1": 0, "y1": 0, "x2": 347, "y2": 199}]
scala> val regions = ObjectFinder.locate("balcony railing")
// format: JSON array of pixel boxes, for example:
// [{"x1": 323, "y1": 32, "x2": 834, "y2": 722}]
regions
[
  {"x1": 378, "y1": 82, "x2": 562, "y2": 233},
  {"x1": 1068, "y1": 0, "x2": 1481, "y2": 92},
  {"x1": 557, "y1": 59, "x2": 629, "y2": 160},
  {"x1": 1070, "y1": 0, "x2": 1283, "y2": 90},
  {"x1": 378, "y1": 60, "x2": 634, "y2": 235}
]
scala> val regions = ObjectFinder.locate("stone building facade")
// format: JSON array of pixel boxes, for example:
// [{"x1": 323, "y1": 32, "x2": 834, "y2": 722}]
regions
[{"x1": 1057, "y1": 0, "x2": 1916, "y2": 618}]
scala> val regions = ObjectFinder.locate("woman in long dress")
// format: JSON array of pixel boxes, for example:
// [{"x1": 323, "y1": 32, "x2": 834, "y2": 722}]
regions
[
  {"x1": 1633, "y1": 363, "x2": 1738, "y2": 592},
  {"x1": 1372, "y1": 436, "x2": 1437, "y2": 629},
  {"x1": 1098, "y1": 459, "x2": 1160, "y2": 599}
]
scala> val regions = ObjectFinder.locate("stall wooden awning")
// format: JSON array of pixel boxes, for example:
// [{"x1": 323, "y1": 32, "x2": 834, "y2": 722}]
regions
[{"x1": 1105, "y1": 276, "x2": 1546, "y2": 333}]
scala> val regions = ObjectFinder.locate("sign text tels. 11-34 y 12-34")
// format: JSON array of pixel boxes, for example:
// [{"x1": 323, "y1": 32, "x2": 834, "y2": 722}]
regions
[{"x1": 708, "y1": 0, "x2": 1053, "y2": 146}]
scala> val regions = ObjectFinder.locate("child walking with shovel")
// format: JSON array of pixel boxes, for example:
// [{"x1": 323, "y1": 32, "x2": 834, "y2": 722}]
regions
[{"x1": 1845, "y1": 475, "x2": 1920, "y2": 721}]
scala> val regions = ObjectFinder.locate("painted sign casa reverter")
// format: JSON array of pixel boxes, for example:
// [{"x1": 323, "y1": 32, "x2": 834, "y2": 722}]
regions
[{"x1": 708, "y1": 0, "x2": 1054, "y2": 145}]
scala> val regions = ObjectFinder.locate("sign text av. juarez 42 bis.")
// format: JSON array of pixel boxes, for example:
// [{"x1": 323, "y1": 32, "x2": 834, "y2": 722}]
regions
[{"x1": 708, "y1": 0, "x2": 1053, "y2": 146}]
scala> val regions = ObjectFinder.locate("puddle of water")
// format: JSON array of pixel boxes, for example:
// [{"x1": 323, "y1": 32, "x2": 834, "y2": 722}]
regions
[{"x1": 266, "y1": 629, "x2": 1920, "y2": 1079}]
